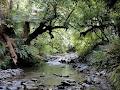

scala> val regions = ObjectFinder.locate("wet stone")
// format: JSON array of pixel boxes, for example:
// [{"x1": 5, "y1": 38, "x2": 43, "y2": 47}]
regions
[
  {"x1": 25, "y1": 85, "x2": 38, "y2": 90},
  {"x1": 0, "y1": 86, "x2": 7, "y2": 90},
  {"x1": 100, "y1": 70, "x2": 106, "y2": 76},
  {"x1": 0, "y1": 68, "x2": 24, "y2": 80},
  {"x1": 82, "y1": 83, "x2": 90, "y2": 88},
  {"x1": 31, "y1": 78, "x2": 38, "y2": 82},
  {"x1": 93, "y1": 77, "x2": 101, "y2": 84}
]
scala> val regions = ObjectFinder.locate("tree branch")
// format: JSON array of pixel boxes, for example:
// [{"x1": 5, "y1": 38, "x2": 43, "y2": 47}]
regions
[{"x1": 52, "y1": 26, "x2": 67, "y2": 29}]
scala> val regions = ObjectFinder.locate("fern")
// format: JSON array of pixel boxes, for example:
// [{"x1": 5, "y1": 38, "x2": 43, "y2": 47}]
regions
[
  {"x1": 0, "y1": 56, "x2": 12, "y2": 69},
  {"x1": 15, "y1": 39, "x2": 37, "y2": 67},
  {"x1": 16, "y1": 45, "x2": 30, "y2": 59}
]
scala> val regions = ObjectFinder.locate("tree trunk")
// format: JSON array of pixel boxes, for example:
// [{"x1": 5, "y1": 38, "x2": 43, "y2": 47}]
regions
[
  {"x1": 9, "y1": 0, "x2": 13, "y2": 11},
  {"x1": 3, "y1": 34, "x2": 17, "y2": 64},
  {"x1": 22, "y1": 21, "x2": 30, "y2": 38}
]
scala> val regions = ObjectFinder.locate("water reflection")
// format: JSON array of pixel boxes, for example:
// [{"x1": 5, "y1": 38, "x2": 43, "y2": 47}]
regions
[{"x1": 24, "y1": 61, "x2": 84, "y2": 87}]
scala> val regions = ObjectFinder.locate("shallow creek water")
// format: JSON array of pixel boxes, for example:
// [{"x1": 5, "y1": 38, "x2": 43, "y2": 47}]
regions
[
  {"x1": 0, "y1": 53, "x2": 112, "y2": 90},
  {"x1": 24, "y1": 61, "x2": 85, "y2": 89}
]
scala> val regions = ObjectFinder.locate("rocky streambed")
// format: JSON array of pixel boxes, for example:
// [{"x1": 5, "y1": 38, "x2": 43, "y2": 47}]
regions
[{"x1": 0, "y1": 53, "x2": 112, "y2": 90}]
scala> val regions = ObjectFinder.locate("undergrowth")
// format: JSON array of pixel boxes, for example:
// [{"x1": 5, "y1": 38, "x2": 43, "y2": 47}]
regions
[
  {"x1": 0, "y1": 39, "x2": 38, "y2": 69},
  {"x1": 87, "y1": 38, "x2": 120, "y2": 90}
]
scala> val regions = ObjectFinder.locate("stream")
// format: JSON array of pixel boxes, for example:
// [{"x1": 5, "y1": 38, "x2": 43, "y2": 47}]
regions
[
  {"x1": 0, "y1": 53, "x2": 112, "y2": 90},
  {"x1": 24, "y1": 61, "x2": 85, "y2": 89}
]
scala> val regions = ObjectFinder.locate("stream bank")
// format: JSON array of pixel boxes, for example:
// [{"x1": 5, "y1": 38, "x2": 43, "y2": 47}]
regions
[{"x1": 0, "y1": 52, "x2": 113, "y2": 90}]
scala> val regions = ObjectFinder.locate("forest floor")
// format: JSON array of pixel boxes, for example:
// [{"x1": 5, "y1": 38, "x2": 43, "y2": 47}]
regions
[{"x1": 0, "y1": 52, "x2": 113, "y2": 90}]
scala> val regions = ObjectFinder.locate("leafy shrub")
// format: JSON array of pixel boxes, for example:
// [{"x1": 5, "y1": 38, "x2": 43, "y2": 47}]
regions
[
  {"x1": 16, "y1": 41, "x2": 38, "y2": 67},
  {"x1": 72, "y1": 31, "x2": 99, "y2": 56},
  {"x1": 0, "y1": 56, "x2": 14, "y2": 69},
  {"x1": 110, "y1": 65, "x2": 120, "y2": 90}
]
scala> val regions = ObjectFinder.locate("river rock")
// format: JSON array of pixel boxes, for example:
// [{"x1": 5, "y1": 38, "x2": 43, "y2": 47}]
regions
[
  {"x1": 25, "y1": 85, "x2": 38, "y2": 90},
  {"x1": 5, "y1": 81, "x2": 13, "y2": 86},
  {"x1": 57, "y1": 53, "x2": 79, "y2": 63},
  {"x1": 100, "y1": 70, "x2": 106, "y2": 76},
  {"x1": 31, "y1": 78, "x2": 38, "y2": 82},
  {"x1": 77, "y1": 64, "x2": 89, "y2": 72},
  {"x1": 60, "y1": 81, "x2": 73, "y2": 86},
  {"x1": 0, "y1": 68, "x2": 24, "y2": 80},
  {"x1": 84, "y1": 77, "x2": 93, "y2": 84},
  {"x1": 93, "y1": 77, "x2": 101, "y2": 84},
  {"x1": 82, "y1": 83, "x2": 90, "y2": 88},
  {"x1": 12, "y1": 80, "x2": 22, "y2": 87},
  {"x1": 22, "y1": 80, "x2": 38, "y2": 90},
  {"x1": 0, "y1": 86, "x2": 7, "y2": 90},
  {"x1": 22, "y1": 80, "x2": 36, "y2": 86}
]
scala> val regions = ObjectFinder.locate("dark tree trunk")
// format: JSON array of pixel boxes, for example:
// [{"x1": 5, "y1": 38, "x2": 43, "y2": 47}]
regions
[
  {"x1": 0, "y1": 9, "x2": 5, "y2": 21},
  {"x1": 9, "y1": 0, "x2": 13, "y2": 11},
  {"x1": 22, "y1": 21, "x2": 30, "y2": 38}
]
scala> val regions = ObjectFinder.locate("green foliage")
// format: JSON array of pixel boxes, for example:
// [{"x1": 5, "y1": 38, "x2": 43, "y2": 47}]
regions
[
  {"x1": 90, "y1": 51, "x2": 107, "y2": 64},
  {"x1": 15, "y1": 39, "x2": 38, "y2": 67},
  {"x1": 0, "y1": 42, "x2": 12, "y2": 69},
  {"x1": 86, "y1": 38, "x2": 120, "y2": 70},
  {"x1": 110, "y1": 65, "x2": 120, "y2": 90},
  {"x1": 5, "y1": 0, "x2": 120, "y2": 89},
  {"x1": 107, "y1": 39, "x2": 120, "y2": 59},
  {"x1": 32, "y1": 30, "x2": 71, "y2": 54},
  {"x1": 105, "y1": 38, "x2": 120, "y2": 70},
  {"x1": 0, "y1": 56, "x2": 12, "y2": 69},
  {"x1": 72, "y1": 30, "x2": 99, "y2": 56},
  {"x1": 16, "y1": 45, "x2": 29, "y2": 59},
  {"x1": 2, "y1": 0, "x2": 120, "y2": 70}
]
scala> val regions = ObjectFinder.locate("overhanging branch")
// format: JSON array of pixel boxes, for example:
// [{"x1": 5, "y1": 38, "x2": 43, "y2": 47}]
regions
[{"x1": 52, "y1": 26, "x2": 67, "y2": 29}]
